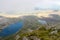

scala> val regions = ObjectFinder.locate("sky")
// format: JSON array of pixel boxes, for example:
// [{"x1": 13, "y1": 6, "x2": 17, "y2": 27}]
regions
[{"x1": 0, "y1": 0, "x2": 60, "y2": 13}]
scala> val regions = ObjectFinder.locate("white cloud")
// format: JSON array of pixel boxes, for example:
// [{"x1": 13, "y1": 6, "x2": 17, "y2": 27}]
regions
[
  {"x1": 0, "y1": 0, "x2": 60, "y2": 13},
  {"x1": 35, "y1": 0, "x2": 60, "y2": 10}
]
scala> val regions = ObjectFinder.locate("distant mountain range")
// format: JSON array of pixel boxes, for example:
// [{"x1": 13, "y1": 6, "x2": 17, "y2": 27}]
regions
[{"x1": 0, "y1": 10, "x2": 60, "y2": 17}]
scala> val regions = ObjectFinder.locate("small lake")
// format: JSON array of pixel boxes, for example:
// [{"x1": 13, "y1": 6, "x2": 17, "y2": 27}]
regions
[
  {"x1": 38, "y1": 20, "x2": 47, "y2": 24},
  {"x1": 0, "y1": 21, "x2": 23, "y2": 37}
]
